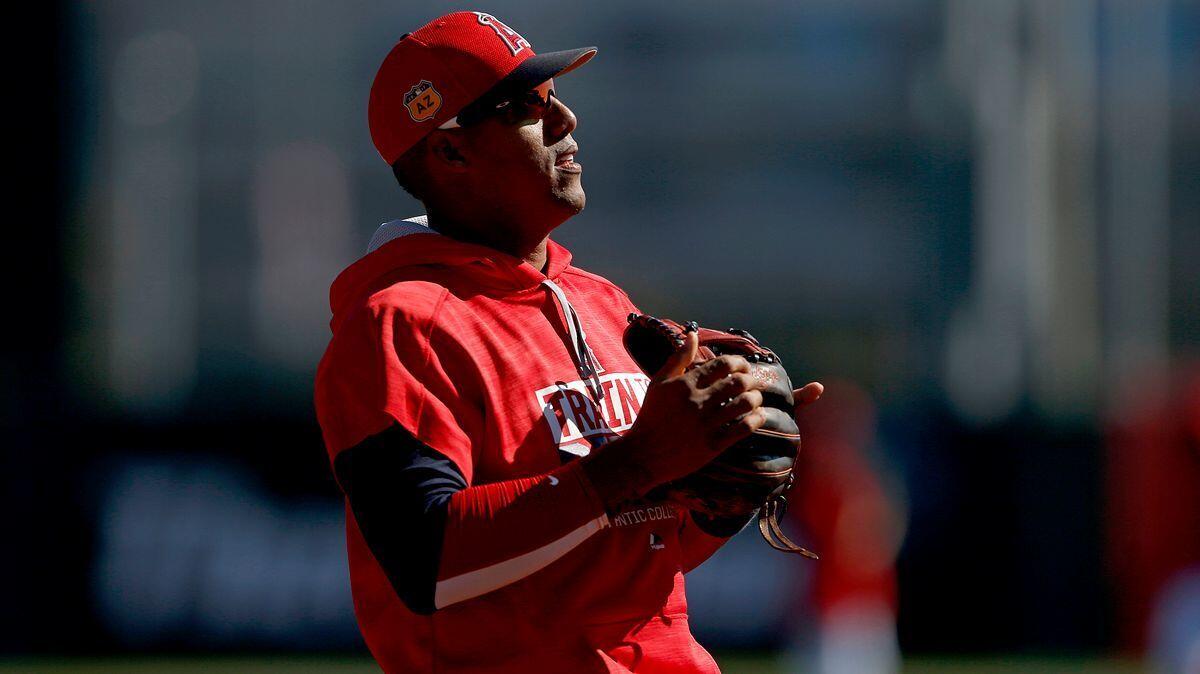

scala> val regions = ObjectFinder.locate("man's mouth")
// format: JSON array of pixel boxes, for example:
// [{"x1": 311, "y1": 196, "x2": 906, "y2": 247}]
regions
[{"x1": 555, "y1": 146, "x2": 581, "y2": 173}]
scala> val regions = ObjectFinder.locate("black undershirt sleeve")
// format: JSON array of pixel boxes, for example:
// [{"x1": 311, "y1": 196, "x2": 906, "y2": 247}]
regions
[{"x1": 333, "y1": 423, "x2": 468, "y2": 615}]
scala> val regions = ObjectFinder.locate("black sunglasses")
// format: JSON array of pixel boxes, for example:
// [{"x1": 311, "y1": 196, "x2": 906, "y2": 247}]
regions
[{"x1": 439, "y1": 79, "x2": 556, "y2": 129}]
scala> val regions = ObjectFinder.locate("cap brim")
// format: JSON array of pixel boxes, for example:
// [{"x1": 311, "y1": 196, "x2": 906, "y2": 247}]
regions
[{"x1": 477, "y1": 47, "x2": 597, "y2": 106}]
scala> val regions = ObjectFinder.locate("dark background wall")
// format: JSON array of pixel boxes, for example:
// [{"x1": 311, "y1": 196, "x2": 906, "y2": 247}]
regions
[{"x1": 4, "y1": 0, "x2": 1199, "y2": 664}]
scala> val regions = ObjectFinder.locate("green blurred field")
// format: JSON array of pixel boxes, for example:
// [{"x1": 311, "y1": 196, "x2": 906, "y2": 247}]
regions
[{"x1": 0, "y1": 655, "x2": 1146, "y2": 674}]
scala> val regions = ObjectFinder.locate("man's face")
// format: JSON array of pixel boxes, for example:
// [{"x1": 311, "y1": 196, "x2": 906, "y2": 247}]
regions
[{"x1": 451, "y1": 81, "x2": 584, "y2": 235}]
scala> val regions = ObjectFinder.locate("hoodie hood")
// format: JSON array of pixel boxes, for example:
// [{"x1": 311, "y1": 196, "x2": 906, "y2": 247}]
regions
[{"x1": 328, "y1": 217, "x2": 575, "y2": 327}]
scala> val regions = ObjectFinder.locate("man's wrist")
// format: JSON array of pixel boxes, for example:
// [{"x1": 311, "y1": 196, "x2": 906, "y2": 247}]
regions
[{"x1": 579, "y1": 437, "x2": 657, "y2": 514}]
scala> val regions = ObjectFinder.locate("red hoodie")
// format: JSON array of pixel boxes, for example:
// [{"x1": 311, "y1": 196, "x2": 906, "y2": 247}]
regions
[{"x1": 314, "y1": 225, "x2": 728, "y2": 673}]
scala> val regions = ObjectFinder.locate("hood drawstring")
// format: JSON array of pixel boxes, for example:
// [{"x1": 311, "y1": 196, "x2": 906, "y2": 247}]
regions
[{"x1": 541, "y1": 279, "x2": 606, "y2": 405}]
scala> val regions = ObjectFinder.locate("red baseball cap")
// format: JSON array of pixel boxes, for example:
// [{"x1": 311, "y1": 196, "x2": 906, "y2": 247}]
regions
[{"x1": 369, "y1": 11, "x2": 597, "y2": 164}]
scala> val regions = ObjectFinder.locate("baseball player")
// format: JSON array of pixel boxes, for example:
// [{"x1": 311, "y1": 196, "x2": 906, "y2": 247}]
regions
[{"x1": 314, "y1": 11, "x2": 822, "y2": 673}]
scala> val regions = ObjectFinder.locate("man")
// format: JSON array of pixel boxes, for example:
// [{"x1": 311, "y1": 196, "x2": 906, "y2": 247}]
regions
[{"x1": 314, "y1": 11, "x2": 821, "y2": 673}]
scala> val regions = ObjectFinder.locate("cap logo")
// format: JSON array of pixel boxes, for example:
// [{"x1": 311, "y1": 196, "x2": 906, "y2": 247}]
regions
[
  {"x1": 474, "y1": 12, "x2": 530, "y2": 56},
  {"x1": 403, "y1": 80, "x2": 442, "y2": 122}
]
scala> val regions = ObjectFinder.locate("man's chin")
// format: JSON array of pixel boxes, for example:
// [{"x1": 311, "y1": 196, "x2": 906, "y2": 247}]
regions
[{"x1": 551, "y1": 187, "x2": 586, "y2": 217}]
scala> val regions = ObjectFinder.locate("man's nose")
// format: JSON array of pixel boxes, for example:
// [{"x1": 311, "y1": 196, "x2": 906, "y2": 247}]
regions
[{"x1": 543, "y1": 97, "x2": 577, "y2": 146}]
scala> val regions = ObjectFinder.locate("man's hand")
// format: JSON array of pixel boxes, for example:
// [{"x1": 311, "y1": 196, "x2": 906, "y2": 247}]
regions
[
  {"x1": 793, "y1": 381, "x2": 825, "y2": 414},
  {"x1": 581, "y1": 330, "x2": 772, "y2": 512}
]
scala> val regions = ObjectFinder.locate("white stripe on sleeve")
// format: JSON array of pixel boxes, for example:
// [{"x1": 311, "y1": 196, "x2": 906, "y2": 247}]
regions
[{"x1": 433, "y1": 513, "x2": 609, "y2": 609}]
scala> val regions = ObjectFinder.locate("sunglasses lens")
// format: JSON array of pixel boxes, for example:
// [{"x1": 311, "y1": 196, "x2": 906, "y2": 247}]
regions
[
  {"x1": 455, "y1": 79, "x2": 556, "y2": 127},
  {"x1": 534, "y1": 79, "x2": 554, "y2": 105},
  {"x1": 499, "y1": 80, "x2": 555, "y2": 126}
]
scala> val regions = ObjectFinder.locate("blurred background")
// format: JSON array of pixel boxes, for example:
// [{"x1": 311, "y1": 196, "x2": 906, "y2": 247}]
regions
[{"x1": 6, "y1": 0, "x2": 1199, "y2": 672}]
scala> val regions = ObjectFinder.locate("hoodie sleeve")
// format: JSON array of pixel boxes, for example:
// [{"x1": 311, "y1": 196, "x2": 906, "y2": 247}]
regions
[
  {"x1": 316, "y1": 286, "x2": 609, "y2": 613},
  {"x1": 677, "y1": 510, "x2": 756, "y2": 573},
  {"x1": 315, "y1": 286, "x2": 478, "y2": 479}
]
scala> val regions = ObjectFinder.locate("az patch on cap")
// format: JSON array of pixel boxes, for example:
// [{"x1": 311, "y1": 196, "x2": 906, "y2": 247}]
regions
[{"x1": 404, "y1": 80, "x2": 442, "y2": 122}]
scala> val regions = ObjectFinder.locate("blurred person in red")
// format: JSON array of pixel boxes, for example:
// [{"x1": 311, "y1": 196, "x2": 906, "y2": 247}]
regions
[
  {"x1": 314, "y1": 11, "x2": 823, "y2": 673},
  {"x1": 1107, "y1": 364, "x2": 1200, "y2": 669},
  {"x1": 787, "y1": 380, "x2": 904, "y2": 674}
]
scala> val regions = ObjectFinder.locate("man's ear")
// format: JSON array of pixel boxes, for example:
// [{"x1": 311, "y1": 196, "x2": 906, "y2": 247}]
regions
[{"x1": 427, "y1": 132, "x2": 468, "y2": 172}]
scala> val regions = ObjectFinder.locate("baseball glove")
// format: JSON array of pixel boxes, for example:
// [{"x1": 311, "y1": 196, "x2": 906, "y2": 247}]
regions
[{"x1": 623, "y1": 313, "x2": 817, "y2": 558}]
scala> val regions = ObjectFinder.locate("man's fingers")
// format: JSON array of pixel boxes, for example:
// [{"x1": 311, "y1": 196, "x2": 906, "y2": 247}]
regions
[
  {"x1": 651, "y1": 330, "x2": 698, "y2": 383},
  {"x1": 714, "y1": 408, "x2": 767, "y2": 450},
  {"x1": 701, "y1": 373, "x2": 756, "y2": 408},
  {"x1": 793, "y1": 381, "x2": 824, "y2": 407},
  {"x1": 692, "y1": 355, "x2": 751, "y2": 388},
  {"x1": 709, "y1": 390, "x2": 763, "y2": 426}
]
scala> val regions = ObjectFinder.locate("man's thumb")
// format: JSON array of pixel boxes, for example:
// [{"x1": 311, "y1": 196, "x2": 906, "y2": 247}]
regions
[{"x1": 653, "y1": 330, "x2": 698, "y2": 382}]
